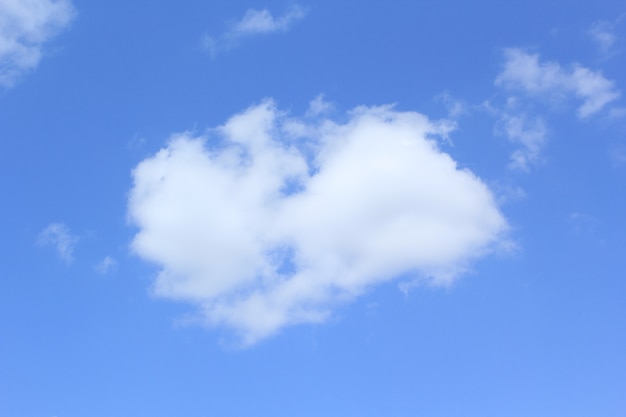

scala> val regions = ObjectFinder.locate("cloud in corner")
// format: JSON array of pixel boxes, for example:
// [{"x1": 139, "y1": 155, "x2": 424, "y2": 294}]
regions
[
  {"x1": 0, "y1": 0, "x2": 76, "y2": 87},
  {"x1": 203, "y1": 5, "x2": 306, "y2": 58},
  {"x1": 127, "y1": 99, "x2": 509, "y2": 346}
]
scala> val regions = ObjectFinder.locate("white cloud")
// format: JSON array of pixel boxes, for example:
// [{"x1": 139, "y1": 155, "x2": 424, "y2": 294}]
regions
[
  {"x1": 0, "y1": 0, "x2": 75, "y2": 87},
  {"x1": 95, "y1": 256, "x2": 117, "y2": 274},
  {"x1": 37, "y1": 222, "x2": 78, "y2": 263},
  {"x1": 496, "y1": 109, "x2": 548, "y2": 172},
  {"x1": 232, "y1": 6, "x2": 306, "y2": 35},
  {"x1": 128, "y1": 99, "x2": 509, "y2": 345},
  {"x1": 436, "y1": 91, "x2": 468, "y2": 118},
  {"x1": 306, "y1": 94, "x2": 333, "y2": 117},
  {"x1": 203, "y1": 5, "x2": 306, "y2": 58},
  {"x1": 495, "y1": 48, "x2": 620, "y2": 118},
  {"x1": 588, "y1": 20, "x2": 617, "y2": 56},
  {"x1": 486, "y1": 96, "x2": 548, "y2": 172}
]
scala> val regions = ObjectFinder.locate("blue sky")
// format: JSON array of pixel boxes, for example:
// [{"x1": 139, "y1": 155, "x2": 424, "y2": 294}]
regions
[{"x1": 1, "y1": 0, "x2": 625, "y2": 416}]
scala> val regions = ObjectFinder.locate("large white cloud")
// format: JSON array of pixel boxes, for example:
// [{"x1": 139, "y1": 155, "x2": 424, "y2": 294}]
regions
[
  {"x1": 0, "y1": 0, "x2": 75, "y2": 87},
  {"x1": 495, "y1": 48, "x2": 620, "y2": 118},
  {"x1": 128, "y1": 99, "x2": 508, "y2": 345}
]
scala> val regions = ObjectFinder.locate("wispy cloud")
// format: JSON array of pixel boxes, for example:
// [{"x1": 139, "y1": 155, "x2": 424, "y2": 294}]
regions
[
  {"x1": 37, "y1": 222, "x2": 78, "y2": 263},
  {"x1": 609, "y1": 144, "x2": 626, "y2": 167},
  {"x1": 436, "y1": 91, "x2": 468, "y2": 118},
  {"x1": 202, "y1": 5, "x2": 306, "y2": 58},
  {"x1": 128, "y1": 99, "x2": 509, "y2": 346},
  {"x1": 492, "y1": 183, "x2": 527, "y2": 205},
  {"x1": 95, "y1": 256, "x2": 117, "y2": 274},
  {"x1": 490, "y1": 47, "x2": 623, "y2": 172},
  {"x1": 569, "y1": 212, "x2": 601, "y2": 238},
  {"x1": 588, "y1": 20, "x2": 617, "y2": 57},
  {"x1": 0, "y1": 0, "x2": 75, "y2": 87},
  {"x1": 305, "y1": 94, "x2": 333, "y2": 117},
  {"x1": 495, "y1": 48, "x2": 620, "y2": 118},
  {"x1": 231, "y1": 6, "x2": 306, "y2": 35},
  {"x1": 495, "y1": 105, "x2": 548, "y2": 172}
]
